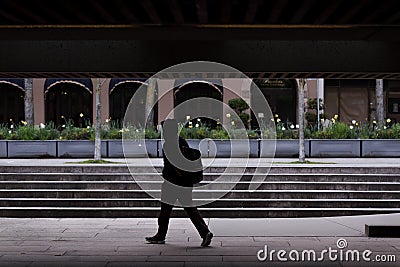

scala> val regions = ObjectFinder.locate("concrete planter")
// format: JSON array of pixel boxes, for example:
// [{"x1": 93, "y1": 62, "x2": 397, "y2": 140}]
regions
[
  {"x1": 108, "y1": 140, "x2": 158, "y2": 158},
  {"x1": 0, "y1": 141, "x2": 6, "y2": 158},
  {"x1": 208, "y1": 139, "x2": 259, "y2": 158},
  {"x1": 8, "y1": 140, "x2": 57, "y2": 158},
  {"x1": 362, "y1": 139, "x2": 400, "y2": 157},
  {"x1": 57, "y1": 140, "x2": 107, "y2": 158},
  {"x1": 260, "y1": 139, "x2": 310, "y2": 158},
  {"x1": 310, "y1": 139, "x2": 361, "y2": 157},
  {"x1": 186, "y1": 139, "x2": 210, "y2": 158}
]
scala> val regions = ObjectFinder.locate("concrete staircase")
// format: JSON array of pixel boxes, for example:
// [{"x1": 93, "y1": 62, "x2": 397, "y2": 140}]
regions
[{"x1": 0, "y1": 165, "x2": 400, "y2": 217}]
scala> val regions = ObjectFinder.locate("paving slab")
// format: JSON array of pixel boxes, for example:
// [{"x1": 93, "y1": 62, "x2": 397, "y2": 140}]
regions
[{"x1": 0, "y1": 216, "x2": 398, "y2": 266}]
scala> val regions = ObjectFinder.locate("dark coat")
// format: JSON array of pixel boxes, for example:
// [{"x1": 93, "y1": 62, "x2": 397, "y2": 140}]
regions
[{"x1": 162, "y1": 137, "x2": 192, "y2": 187}]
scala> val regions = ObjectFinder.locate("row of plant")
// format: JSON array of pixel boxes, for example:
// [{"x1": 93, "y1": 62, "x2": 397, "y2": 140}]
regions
[{"x1": 1, "y1": 117, "x2": 400, "y2": 140}]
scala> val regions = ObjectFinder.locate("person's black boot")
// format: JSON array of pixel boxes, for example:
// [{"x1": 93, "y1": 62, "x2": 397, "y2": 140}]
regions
[
  {"x1": 145, "y1": 235, "x2": 165, "y2": 244},
  {"x1": 201, "y1": 232, "x2": 213, "y2": 247}
]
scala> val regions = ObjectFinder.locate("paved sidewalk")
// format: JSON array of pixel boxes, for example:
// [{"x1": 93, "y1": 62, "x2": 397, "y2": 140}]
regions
[{"x1": 0, "y1": 214, "x2": 399, "y2": 266}]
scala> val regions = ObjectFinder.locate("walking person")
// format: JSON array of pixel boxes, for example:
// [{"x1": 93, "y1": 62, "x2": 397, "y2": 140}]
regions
[{"x1": 145, "y1": 119, "x2": 213, "y2": 247}]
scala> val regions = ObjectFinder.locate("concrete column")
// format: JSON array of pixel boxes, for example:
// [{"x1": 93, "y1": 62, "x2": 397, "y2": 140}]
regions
[
  {"x1": 157, "y1": 79, "x2": 175, "y2": 124},
  {"x1": 222, "y1": 78, "x2": 243, "y2": 125},
  {"x1": 33, "y1": 78, "x2": 45, "y2": 126},
  {"x1": 101, "y1": 78, "x2": 110, "y2": 122}
]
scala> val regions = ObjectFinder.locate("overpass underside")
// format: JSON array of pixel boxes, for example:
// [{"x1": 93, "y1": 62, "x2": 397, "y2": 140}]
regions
[{"x1": 0, "y1": 0, "x2": 399, "y2": 79}]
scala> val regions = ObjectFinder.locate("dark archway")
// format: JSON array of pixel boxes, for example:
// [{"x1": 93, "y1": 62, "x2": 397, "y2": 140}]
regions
[
  {"x1": 109, "y1": 79, "x2": 157, "y2": 127},
  {"x1": 45, "y1": 79, "x2": 93, "y2": 126},
  {"x1": 0, "y1": 80, "x2": 25, "y2": 125},
  {"x1": 174, "y1": 81, "x2": 223, "y2": 128},
  {"x1": 251, "y1": 79, "x2": 297, "y2": 129}
]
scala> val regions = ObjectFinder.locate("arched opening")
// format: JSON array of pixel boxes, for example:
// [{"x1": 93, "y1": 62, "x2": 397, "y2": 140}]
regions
[
  {"x1": 109, "y1": 79, "x2": 157, "y2": 127},
  {"x1": 45, "y1": 79, "x2": 93, "y2": 126},
  {"x1": 0, "y1": 79, "x2": 25, "y2": 125},
  {"x1": 174, "y1": 80, "x2": 223, "y2": 128},
  {"x1": 251, "y1": 79, "x2": 297, "y2": 129}
]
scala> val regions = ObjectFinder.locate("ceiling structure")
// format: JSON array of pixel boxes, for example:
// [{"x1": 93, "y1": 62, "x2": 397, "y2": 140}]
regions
[{"x1": 1, "y1": 0, "x2": 400, "y2": 79}]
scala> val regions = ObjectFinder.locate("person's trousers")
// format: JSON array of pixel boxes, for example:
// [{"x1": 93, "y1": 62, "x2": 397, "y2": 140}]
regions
[{"x1": 157, "y1": 181, "x2": 209, "y2": 239}]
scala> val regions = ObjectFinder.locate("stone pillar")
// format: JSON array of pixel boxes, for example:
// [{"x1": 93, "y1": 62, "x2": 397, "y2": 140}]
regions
[
  {"x1": 222, "y1": 78, "x2": 244, "y2": 125},
  {"x1": 33, "y1": 78, "x2": 45, "y2": 126},
  {"x1": 101, "y1": 78, "x2": 110, "y2": 122},
  {"x1": 157, "y1": 79, "x2": 175, "y2": 124}
]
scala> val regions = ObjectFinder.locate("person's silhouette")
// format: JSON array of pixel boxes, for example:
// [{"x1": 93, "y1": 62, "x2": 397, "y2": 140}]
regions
[{"x1": 145, "y1": 119, "x2": 213, "y2": 247}]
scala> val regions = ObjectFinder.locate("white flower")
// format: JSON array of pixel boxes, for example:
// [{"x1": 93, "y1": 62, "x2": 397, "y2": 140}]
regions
[
  {"x1": 321, "y1": 118, "x2": 325, "y2": 122},
  {"x1": 372, "y1": 120, "x2": 377, "y2": 124},
  {"x1": 8, "y1": 130, "x2": 11, "y2": 134},
  {"x1": 290, "y1": 125, "x2": 294, "y2": 129},
  {"x1": 197, "y1": 118, "x2": 201, "y2": 122},
  {"x1": 105, "y1": 119, "x2": 109, "y2": 123},
  {"x1": 87, "y1": 126, "x2": 90, "y2": 129},
  {"x1": 349, "y1": 125, "x2": 354, "y2": 129},
  {"x1": 80, "y1": 113, "x2": 84, "y2": 118},
  {"x1": 274, "y1": 114, "x2": 279, "y2": 118},
  {"x1": 40, "y1": 123, "x2": 45, "y2": 129},
  {"x1": 62, "y1": 125, "x2": 66, "y2": 128},
  {"x1": 281, "y1": 127, "x2": 286, "y2": 130},
  {"x1": 334, "y1": 114, "x2": 339, "y2": 120},
  {"x1": 226, "y1": 113, "x2": 231, "y2": 118},
  {"x1": 384, "y1": 126, "x2": 387, "y2": 129},
  {"x1": 231, "y1": 121, "x2": 235, "y2": 126},
  {"x1": 352, "y1": 120, "x2": 356, "y2": 125},
  {"x1": 10, "y1": 125, "x2": 13, "y2": 129},
  {"x1": 387, "y1": 118, "x2": 391, "y2": 123},
  {"x1": 186, "y1": 115, "x2": 191, "y2": 121},
  {"x1": 189, "y1": 121, "x2": 192, "y2": 125},
  {"x1": 276, "y1": 118, "x2": 281, "y2": 123},
  {"x1": 195, "y1": 124, "x2": 199, "y2": 127},
  {"x1": 296, "y1": 124, "x2": 299, "y2": 129}
]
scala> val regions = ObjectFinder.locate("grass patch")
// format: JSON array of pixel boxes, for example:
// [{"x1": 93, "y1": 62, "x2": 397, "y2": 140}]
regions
[
  {"x1": 274, "y1": 160, "x2": 335, "y2": 164},
  {"x1": 66, "y1": 160, "x2": 124, "y2": 164}
]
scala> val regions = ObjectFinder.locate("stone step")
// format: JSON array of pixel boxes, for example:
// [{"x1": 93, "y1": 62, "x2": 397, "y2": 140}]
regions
[
  {"x1": 1, "y1": 165, "x2": 400, "y2": 174},
  {"x1": 1, "y1": 198, "x2": 400, "y2": 208},
  {"x1": 1, "y1": 181, "x2": 400, "y2": 190},
  {"x1": 0, "y1": 207, "x2": 400, "y2": 218},
  {"x1": 0, "y1": 189, "x2": 399, "y2": 199},
  {"x1": 1, "y1": 173, "x2": 400, "y2": 182}
]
